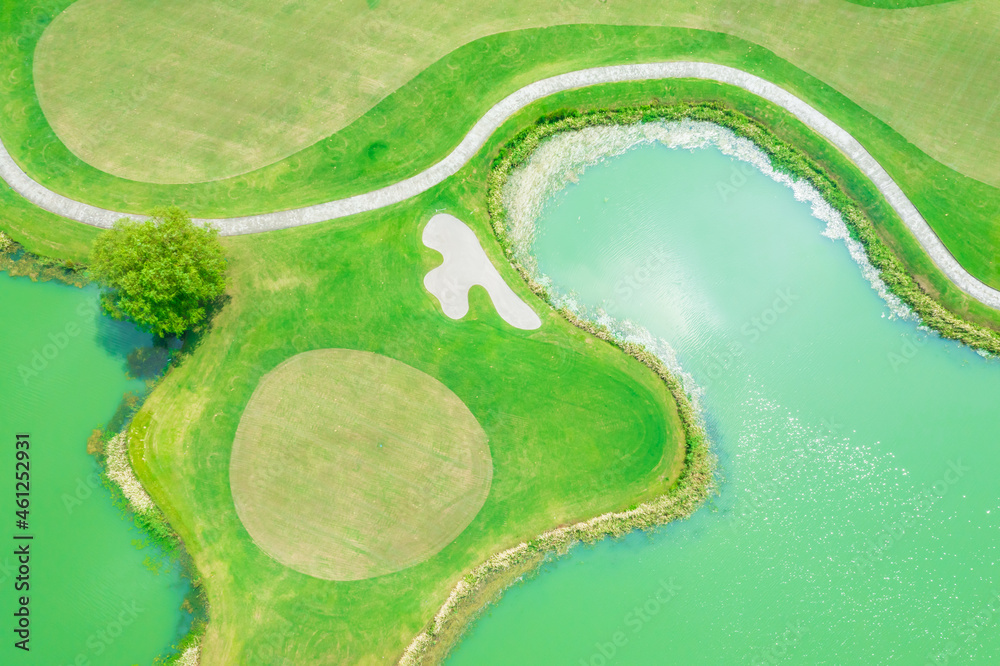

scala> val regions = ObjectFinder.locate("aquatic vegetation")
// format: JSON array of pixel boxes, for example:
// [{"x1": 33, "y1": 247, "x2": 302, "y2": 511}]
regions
[
  {"x1": 105, "y1": 432, "x2": 155, "y2": 513},
  {"x1": 488, "y1": 103, "x2": 1000, "y2": 356}
]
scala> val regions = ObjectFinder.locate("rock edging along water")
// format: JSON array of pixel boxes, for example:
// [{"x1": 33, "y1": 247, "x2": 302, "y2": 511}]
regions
[
  {"x1": 486, "y1": 104, "x2": 1000, "y2": 358},
  {"x1": 399, "y1": 319, "x2": 716, "y2": 665},
  {"x1": 1, "y1": 62, "x2": 998, "y2": 311}
]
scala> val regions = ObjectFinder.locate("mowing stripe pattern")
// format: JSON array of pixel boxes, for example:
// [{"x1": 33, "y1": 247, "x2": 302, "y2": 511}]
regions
[{"x1": 2, "y1": 61, "x2": 997, "y2": 309}]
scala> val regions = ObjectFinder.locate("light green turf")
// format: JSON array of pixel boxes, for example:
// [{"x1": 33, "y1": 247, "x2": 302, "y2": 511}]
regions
[
  {"x1": 129, "y1": 161, "x2": 687, "y2": 662},
  {"x1": 229, "y1": 348, "x2": 493, "y2": 582},
  {"x1": 124, "y1": 84, "x2": 999, "y2": 661},
  {"x1": 845, "y1": 0, "x2": 961, "y2": 7},
  {"x1": 32, "y1": 0, "x2": 1000, "y2": 186},
  {"x1": 8, "y1": 19, "x2": 1000, "y2": 300}
]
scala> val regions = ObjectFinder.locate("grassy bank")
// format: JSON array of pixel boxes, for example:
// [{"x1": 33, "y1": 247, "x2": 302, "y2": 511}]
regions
[
  {"x1": 485, "y1": 102, "x2": 1000, "y2": 356},
  {"x1": 126, "y1": 165, "x2": 691, "y2": 663},
  {"x1": 0, "y1": 229, "x2": 88, "y2": 284},
  {"x1": 87, "y1": 374, "x2": 210, "y2": 665},
  {"x1": 403, "y1": 310, "x2": 714, "y2": 664}
]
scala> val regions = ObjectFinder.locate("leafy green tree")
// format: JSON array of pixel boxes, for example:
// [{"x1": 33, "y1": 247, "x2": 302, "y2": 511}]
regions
[{"x1": 91, "y1": 207, "x2": 227, "y2": 337}]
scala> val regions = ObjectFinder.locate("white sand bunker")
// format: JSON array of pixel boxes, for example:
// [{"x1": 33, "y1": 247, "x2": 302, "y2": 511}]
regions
[{"x1": 423, "y1": 214, "x2": 541, "y2": 330}]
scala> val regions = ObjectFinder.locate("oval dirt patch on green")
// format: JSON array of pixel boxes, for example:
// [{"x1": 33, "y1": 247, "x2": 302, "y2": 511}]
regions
[{"x1": 230, "y1": 349, "x2": 492, "y2": 581}]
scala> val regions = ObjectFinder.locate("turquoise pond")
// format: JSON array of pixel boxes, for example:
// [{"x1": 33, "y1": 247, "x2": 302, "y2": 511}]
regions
[
  {"x1": 0, "y1": 275, "x2": 189, "y2": 664},
  {"x1": 447, "y1": 139, "x2": 1000, "y2": 664}
]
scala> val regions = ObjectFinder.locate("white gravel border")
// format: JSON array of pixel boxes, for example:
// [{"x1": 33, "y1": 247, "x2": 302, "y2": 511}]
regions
[{"x1": 2, "y1": 61, "x2": 997, "y2": 309}]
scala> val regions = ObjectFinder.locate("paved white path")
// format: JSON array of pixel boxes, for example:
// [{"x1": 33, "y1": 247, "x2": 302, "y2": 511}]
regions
[{"x1": 2, "y1": 61, "x2": 998, "y2": 309}]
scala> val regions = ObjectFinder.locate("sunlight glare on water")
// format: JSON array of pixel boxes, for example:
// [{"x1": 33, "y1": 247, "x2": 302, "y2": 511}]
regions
[{"x1": 447, "y1": 135, "x2": 1000, "y2": 665}]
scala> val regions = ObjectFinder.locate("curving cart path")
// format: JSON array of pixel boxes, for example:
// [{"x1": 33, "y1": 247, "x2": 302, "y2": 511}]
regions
[{"x1": 2, "y1": 62, "x2": 999, "y2": 310}]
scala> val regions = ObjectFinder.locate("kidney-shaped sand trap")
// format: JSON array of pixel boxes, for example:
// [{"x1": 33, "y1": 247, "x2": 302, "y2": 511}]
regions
[
  {"x1": 423, "y1": 214, "x2": 542, "y2": 330},
  {"x1": 229, "y1": 349, "x2": 492, "y2": 581}
]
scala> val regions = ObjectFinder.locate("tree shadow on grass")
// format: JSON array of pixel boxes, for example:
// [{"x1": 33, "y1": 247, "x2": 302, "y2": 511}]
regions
[{"x1": 172, "y1": 293, "x2": 232, "y2": 368}]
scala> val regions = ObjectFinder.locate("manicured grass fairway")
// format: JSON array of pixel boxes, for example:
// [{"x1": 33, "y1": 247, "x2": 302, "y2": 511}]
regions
[
  {"x1": 0, "y1": 1, "x2": 996, "y2": 662},
  {"x1": 33, "y1": 0, "x2": 1000, "y2": 186},
  {"x1": 7, "y1": 15, "x2": 1000, "y2": 304},
  {"x1": 126, "y1": 81, "x2": 999, "y2": 661},
  {"x1": 130, "y1": 158, "x2": 687, "y2": 662},
  {"x1": 230, "y1": 349, "x2": 493, "y2": 582}
]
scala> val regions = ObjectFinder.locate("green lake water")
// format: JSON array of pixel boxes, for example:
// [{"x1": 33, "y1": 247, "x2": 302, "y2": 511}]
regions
[
  {"x1": 448, "y1": 141, "x2": 1000, "y2": 664},
  {"x1": 0, "y1": 274, "x2": 189, "y2": 664}
]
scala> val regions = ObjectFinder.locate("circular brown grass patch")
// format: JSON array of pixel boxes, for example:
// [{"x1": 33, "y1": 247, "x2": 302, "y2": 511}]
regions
[{"x1": 230, "y1": 349, "x2": 492, "y2": 581}]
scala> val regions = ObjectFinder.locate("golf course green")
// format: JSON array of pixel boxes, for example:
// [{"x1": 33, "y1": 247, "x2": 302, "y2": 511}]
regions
[
  {"x1": 229, "y1": 348, "x2": 494, "y2": 582},
  {"x1": 1, "y1": 0, "x2": 999, "y2": 663},
  {"x1": 128, "y1": 197, "x2": 690, "y2": 662}
]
